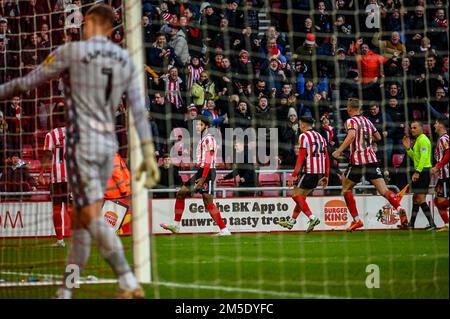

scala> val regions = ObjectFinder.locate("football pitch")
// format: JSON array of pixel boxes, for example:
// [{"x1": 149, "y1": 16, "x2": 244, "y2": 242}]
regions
[{"x1": 0, "y1": 231, "x2": 448, "y2": 299}]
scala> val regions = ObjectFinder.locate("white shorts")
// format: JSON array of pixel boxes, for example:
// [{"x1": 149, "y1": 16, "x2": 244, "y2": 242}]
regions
[{"x1": 66, "y1": 134, "x2": 116, "y2": 208}]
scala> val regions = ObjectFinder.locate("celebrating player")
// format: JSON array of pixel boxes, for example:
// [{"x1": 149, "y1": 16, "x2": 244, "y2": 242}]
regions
[
  {"x1": 402, "y1": 121, "x2": 436, "y2": 230},
  {"x1": 277, "y1": 116, "x2": 327, "y2": 232},
  {"x1": 332, "y1": 98, "x2": 407, "y2": 232},
  {"x1": 0, "y1": 4, "x2": 160, "y2": 299},
  {"x1": 160, "y1": 115, "x2": 231, "y2": 236},
  {"x1": 39, "y1": 101, "x2": 69, "y2": 248},
  {"x1": 430, "y1": 118, "x2": 449, "y2": 232}
]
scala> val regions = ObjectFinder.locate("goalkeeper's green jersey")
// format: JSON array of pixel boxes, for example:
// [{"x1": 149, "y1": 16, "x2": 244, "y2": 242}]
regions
[{"x1": 406, "y1": 133, "x2": 432, "y2": 172}]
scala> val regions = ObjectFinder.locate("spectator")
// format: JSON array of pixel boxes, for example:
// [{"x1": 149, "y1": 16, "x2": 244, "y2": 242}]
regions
[
  {"x1": 242, "y1": 0, "x2": 259, "y2": 31},
  {"x1": 191, "y1": 71, "x2": 217, "y2": 109},
  {"x1": 294, "y1": 33, "x2": 318, "y2": 79},
  {"x1": 200, "y1": 2, "x2": 221, "y2": 48},
  {"x1": 427, "y1": 87, "x2": 449, "y2": 119},
  {"x1": 225, "y1": 0, "x2": 245, "y2": 42},
  {"x1": 386, "y1": 97, "x2": 406, "y2": 154},
  {"x1": 405, "y1": 5, "x2": 426, "y2": 51},
  {"x1": 333, "y1": 15, "x2": 353, "y2": 50},
  {"x1": 142, "y1": 15, "x2": 153, "y2": 43},
  {"x1": 147, "y1": 33, "x2": 170, "y2": 75},
  {"x1": 372, "y1": 31, "x2": 406, "y2": 59},
  {"x1": 298, "y1": 80, "x2": 315, "y2": 117},
  {"x1": 279, "y1": 107, "x2": 300, "y2": 167},
  {"x1": 154, "y1": 154, "x2": 182, "y2": 199},
  {"x1": 201, "y1": 99, "x2": 227, "y2": 128},
  {"x1": 186, "y1": 55, "x2": 205, "y2": 91},
  {"x1": 156, "y1": 67, "x2": 185, "y2": 128},
  {"x1": 260, "y1": 57, "x2": 286, "y2": 96},
  {"x1": 231, "y1": 100, "x2": 252, "y2": 129},
  {"x1": 234, "y1": 50, "x2": 254, "y2": 89},
  {"x1": 367, "y1": 102, "x2": 394, "y2": 168},
  {"x1": 166, "y1": 24, "x2": 189, "y2": 68},
  {"x1": 221, "y1": 140, "x2": 256, "y2": 197},
  {"x1": 0, "y1": 153, "x2": 37, "y2": 193}
]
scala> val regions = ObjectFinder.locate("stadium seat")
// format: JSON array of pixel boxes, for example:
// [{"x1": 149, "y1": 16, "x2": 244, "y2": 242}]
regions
[
  {"x1": 22, "y1": 144, "x2": 34, "y2": 159},
  {"x1": 258, "y1": 173, "x2": 281, "y2": 197},
  {"x1": 392, "y1": 154, "x2": 405, "y2": 168},
  {"x1": 216, "y1": 173, "x2": 236, "y2": 187}
]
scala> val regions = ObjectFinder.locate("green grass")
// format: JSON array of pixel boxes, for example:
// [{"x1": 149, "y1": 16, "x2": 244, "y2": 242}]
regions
[{"x1": 0, "y1": 231, "x2": 448, "y2": 299}]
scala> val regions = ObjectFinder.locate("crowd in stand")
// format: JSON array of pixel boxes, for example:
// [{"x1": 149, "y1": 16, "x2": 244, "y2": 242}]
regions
[
  {"x1": 143, "y1": 0, "x2": 448, "y2": 192},
  {"x1": 0, "y1": 0, "x2": 449, "y2": 195}
]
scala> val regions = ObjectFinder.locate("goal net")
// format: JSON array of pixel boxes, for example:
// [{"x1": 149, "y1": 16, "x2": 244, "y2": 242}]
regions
[{"x1": 1, "y1": 0, "x2": 448, "y2": 299}]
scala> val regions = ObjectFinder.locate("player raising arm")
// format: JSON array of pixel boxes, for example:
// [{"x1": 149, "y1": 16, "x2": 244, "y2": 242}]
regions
[
  {"x1": 0, "y1": 4, "x2": 159, "y2": 299},
  {"x1": 430, "y1": 118, "x2": 449, "y2": 232},
  {"x1": 332, "y1": 98, "x2": 407, "y2": 232},
  {"x1": 277, "y1": 116, "x2": 328, "y2": 233}
]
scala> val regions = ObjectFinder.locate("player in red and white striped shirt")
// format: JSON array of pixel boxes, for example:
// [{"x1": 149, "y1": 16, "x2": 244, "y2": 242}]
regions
[
  {"x1": 161, "y1": 115, "x2": 231, "y2": 236},
  {"x1": 277, "y1": 116, "x2": 329, "y2": 233},
  {"x1": 39, "y1": 101, "x2": 69, "y2": 247},
  {"x1": 431, "y1": 118, "x2": 449, "y2": 231},
  {"x1": 332, "y1": 98, "x2": 407, "y2": 232}
]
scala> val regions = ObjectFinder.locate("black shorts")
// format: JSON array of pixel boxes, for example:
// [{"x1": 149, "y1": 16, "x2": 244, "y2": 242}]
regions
[
  {"x1": 50, "y1": 182, "x2": 70, "y2": 206},
  {"x1": 435, "y1": 179, "x2": 449, "y2": 198},
  {"x1": 297, "y1": 174, "x2": 323, "y2": 189},
  {"x1": 344, "y1": 163, "x2": 383, "y2": 183},
  {"x1": 411, "y1": 168, "x2": 431, "y2": 194},
  {"x1": 183, "y1": 168, "x2": 216, "y2": 195}
]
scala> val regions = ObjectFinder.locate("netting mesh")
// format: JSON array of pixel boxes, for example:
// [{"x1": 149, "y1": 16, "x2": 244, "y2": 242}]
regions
[{"x1": 0, "y1": 0, "x2": 448, "y2": 299}]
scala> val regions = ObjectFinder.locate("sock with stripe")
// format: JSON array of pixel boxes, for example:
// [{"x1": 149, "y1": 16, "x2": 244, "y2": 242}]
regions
[
  {"x1": 53, "y1": 205, "x2": 63, "y2": 240},
  {"x1": 344, "y1": 191, "x2": 360, "y2": 222}
]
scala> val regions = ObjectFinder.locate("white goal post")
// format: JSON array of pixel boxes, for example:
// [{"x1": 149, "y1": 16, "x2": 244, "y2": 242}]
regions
[{"x1": 124, "y1": 0, "x2": 151, "y2": 284}]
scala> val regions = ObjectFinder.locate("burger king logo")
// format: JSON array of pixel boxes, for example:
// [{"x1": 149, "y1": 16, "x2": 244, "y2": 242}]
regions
[
  {"x1": 104, "y1": 211, "x2": 118, "y2": 227},
  {"x1": 324, "y1": 200, "x2": 349, "y2": 227}
]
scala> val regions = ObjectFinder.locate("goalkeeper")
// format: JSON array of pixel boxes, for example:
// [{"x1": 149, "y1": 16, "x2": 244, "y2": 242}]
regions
[
  {"x1": 402, "y1": 121, "x2": 436, "y2": 230},
  {"x1": 0, "y1": 4, "x2": 160, "y2": 298}
]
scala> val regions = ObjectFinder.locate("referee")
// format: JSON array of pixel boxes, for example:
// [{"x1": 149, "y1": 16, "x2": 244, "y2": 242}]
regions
[{"x1": 402, "y1": 121, "x2": 437, "y2": 230}]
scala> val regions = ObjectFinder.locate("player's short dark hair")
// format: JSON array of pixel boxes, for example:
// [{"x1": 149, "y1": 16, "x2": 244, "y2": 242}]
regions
[
  {"x1": 86, "y1": 3, "x2": 114, "y2": 28},
  {"x1": 436, "y1": 117, "x2": 448, "y2": 128},
  {"x1": 299, "y1": 116, "x2": 314, "y2": 126},
  {"x1": 195, "y1": 115, "x2": 211, "y2": 126},
  {"x1": 52, "y1": 100, "x2": 65, "y2": 127}
]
